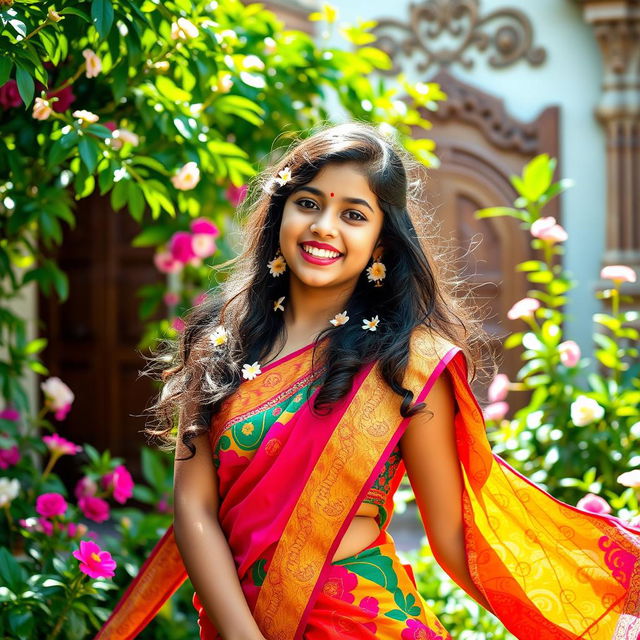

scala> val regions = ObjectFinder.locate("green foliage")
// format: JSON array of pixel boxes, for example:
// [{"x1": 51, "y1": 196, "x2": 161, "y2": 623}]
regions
[{"x1": 474, "y1": 153, "x2": 640, "y2": 511}]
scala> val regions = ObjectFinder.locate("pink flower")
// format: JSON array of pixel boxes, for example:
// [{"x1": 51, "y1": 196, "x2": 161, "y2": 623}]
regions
[
  {"x1": 0, "y1": 445, "x2": 20, "y2": 469},
  {"x1": 157, "y1": 496, "x2": 172, "y2": 514},
  {"x1": 38, "y1": 517, "x2": 54, "y2": 536},
  {"x1": 72, "y1": 540, "x2": 117, "y2": 579},
  {"x1": 558, "y1": 340, "x2": 581, "y2": 367},
  {"x1": 191, "y1": 233, "x2": 217, "y2": 258},
  {"x1": 43, "y1": 433, "x2": 82, "y2": 456},
  {"x1": 171, "y1": 317, "x2": 186, "y2": 332},
  {"x1": 402, "y1": 619, "x2": 444, "y2": 640},
  {"x1": 530, "y1": 216, "x2": 568, "y2": 244},
  {"x1": 153, "y1": 250, "x2": 183, "y2": 274},
  {"x1": 483, "y1": 401, "x2": 509, "y2": 422},
  {"x1": 192, "y1": 292, "x2": 207, "y2": 306},
  {"x1": 101, "y1": 464, "x2": 134, "y2": 504},
  {"x1": 36, "y1": 492, "x2": 68, "y2": 518},
  {"x1": 322, "y1": 565, "x2": 358, "y2": 604},
  {"x1": 82, "y1": 49, "x2": 102, "y2": 78},
  {"x1": 600, "y1": 265, "x2": 637, "y2": 284},
  {"x1": 79, "y1": 495, "x2": 111, "y2": 522},
  {"x1": 163, "y1": 292, "x2": 180, "y2": 306},
  {"x1": 0, "y1": 80, "x2": 22, "y2": 109},
  {"x1": 169, "y1": 231, "x2": 196, "y2": 263},
  {"x1": 488, "y1": 373, "x2": 510, "y2": 403},
  {"x1": 171, "y1": 161, "x2": 200, "y2": 190},
  {"x1": 507, "y1": 297, "x2": 540, "y2": 321},
  {"x1": 617, "y1": 469, "x2": 640, "y2": 488},
  {"x1": 74, "y1": 476, "x2": 98, "y2": 500},
  {"x1": 577, "y1": 493, "x2": 611, "y2": 515},
  {"x1": 190, "y1": 217, "x2": 220, "y2": 236},
  {"x1": 0, "y1": 407, "x2": 20, "y2": 421},
  {"x1": 40, "y1": 377, "x2": 75, "y2": 420},
  {"x1": 225, "y1": 183, "x2": 248, "y2": 207}
]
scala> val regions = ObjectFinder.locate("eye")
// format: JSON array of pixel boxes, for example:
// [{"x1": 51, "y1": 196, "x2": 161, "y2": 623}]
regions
[
  {"x1": 296, "y1": 198, "x2": 317, "y2": 209},
  {"x1": 346, "y1": 210, "x2": 366, "y2": 222}
]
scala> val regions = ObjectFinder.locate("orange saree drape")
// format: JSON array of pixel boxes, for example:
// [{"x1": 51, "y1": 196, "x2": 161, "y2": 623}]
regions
[{"x1": 94, "y1": 327, "x2": 640, "y2": 639}]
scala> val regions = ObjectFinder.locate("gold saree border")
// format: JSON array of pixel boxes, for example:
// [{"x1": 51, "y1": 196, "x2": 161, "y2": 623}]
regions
[{"x1": 253, "y1": 327, "x2": 455, "y2": 639}]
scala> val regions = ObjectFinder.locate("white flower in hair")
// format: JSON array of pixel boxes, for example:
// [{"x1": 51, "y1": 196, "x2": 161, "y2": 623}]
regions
[
  {"x1": 209, "y1": 325, "x2": 228, "y2": 346},
  {"x1": 273, "y1": 296, "x2": 285, "y2": 311},
  {"x1": 330, "y1": 311, "x2": 349, "y2": 326},
  {"x1": 361, "y1": 315, "x2": 380, "y2": 331},
  {"x1": 275, "y1": 166, "x2": 292, "y2": 186},
  {"x1": 267, "y1": 254, "x2": 287, "y2": 277},
  {"x1": 242, "y1": 361, "x2": 262, "y2": 380}
]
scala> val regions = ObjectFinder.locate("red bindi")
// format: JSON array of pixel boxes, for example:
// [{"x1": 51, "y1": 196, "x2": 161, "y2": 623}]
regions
[{"x1": 330, "y1": 192, "x2": 334, "y2": 197}]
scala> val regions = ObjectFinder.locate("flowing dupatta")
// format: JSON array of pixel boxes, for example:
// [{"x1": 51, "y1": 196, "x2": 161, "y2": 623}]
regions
[{"x1": 95, "y1": 327, "x2": 640, "y2": 639}]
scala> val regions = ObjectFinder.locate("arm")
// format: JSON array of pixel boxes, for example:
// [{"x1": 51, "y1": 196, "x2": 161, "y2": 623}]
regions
[
  {"x1": 400, "y1": 369, "x2": 496, "y2": 615},
  {"x1": 173, "y1": 429, "x2": 266, "y2": 640}
]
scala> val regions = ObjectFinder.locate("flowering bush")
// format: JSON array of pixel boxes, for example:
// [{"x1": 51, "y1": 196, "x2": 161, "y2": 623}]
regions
[{"x1": 475, "y1": 153, "x2": 640, "y2": 522}]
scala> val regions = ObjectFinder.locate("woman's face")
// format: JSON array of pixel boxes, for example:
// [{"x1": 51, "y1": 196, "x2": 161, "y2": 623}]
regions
[{"x1": 279, "y1": 162, "x2": 385, "y2": 292}]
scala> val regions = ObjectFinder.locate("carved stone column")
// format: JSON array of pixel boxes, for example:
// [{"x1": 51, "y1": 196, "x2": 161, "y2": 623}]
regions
[{"x1": 579, "y1": 0, "x2": 640, "y2": 289}]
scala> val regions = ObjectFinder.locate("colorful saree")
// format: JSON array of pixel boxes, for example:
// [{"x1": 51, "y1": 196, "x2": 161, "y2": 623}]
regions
[{"x1": 95, "y1": 326, "x2": 640, "y2": 639}]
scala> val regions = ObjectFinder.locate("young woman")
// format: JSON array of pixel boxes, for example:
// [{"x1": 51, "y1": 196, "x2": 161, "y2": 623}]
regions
[{"x1": 96, "y1": 122, "x2": 640, "y2": 640}]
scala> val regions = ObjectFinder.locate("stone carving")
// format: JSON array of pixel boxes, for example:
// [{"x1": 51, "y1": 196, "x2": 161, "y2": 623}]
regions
[{"x1": 369, "y1": 0, "x2": 547, "y2": 75}]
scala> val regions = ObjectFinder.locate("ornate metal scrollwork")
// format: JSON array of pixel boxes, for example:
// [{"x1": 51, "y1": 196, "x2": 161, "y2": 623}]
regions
[{"x1": 369, "y1": 0, "x2": 547, "y2": 75}]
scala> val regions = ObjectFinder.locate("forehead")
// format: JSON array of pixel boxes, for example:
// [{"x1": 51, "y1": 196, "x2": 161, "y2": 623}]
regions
[{"x1": 309, "y1": 163, "x2": 372, "y2": 194}]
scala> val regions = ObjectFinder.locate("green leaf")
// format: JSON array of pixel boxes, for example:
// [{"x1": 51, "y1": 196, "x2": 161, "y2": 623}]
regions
[
  {"x1": 0, "y1": 58, "x2": 12, "y2": 86},
  {"x1": 517, "y1": 154, "x2": 554, "y2": 202},
  {"x1": 85, "y1": 124, "x2": 115, "y2": 139},
  {"x1": 595, "y1": 349, "x2": 618, "y2": 369},
  {"x1": 474, "y1": 206, "x2": 528, "y2": 222},
  {"x1": 141, "y1": 447, "x2": 167, "y2": 488},
  {"x1": 28, "y1": 361, "x2": 49, "y2": 375},
  {"x1": 15, "y1": 66, "x2": 34, "y2": 107},
  {"x1": 128, "y1": 181, "x2": 145, "y2": 221},
  {"x1": 111, "y1": 180, "x2": 129, "y2": 211},
  {"x1": 47, "y1": 131, "x2": 80, "y2": 170},
  {"x1": 504, "y1": 332, "x2": 523, "y2": 349},
  {"x1": 516, "y1": 260, "x2": 547, "y2": 273},
  {"x1": 78, "y1": 136, "x2": 100, "y2": 173},
  {"x1": 131, "y1": 226, "x2": 172, "y2": 247},
  {"x1": 593, "y1": 313, "x2": 620, "y2": 332},
  {"x1": 156, "y1": 76, "x2": 191, "y2": 102},
  {"x1": 60, "y1": 7, "x2": 92, "y2": 22},
  {"x1": 0, "y1": 547, "x2": 27, "y2": 594},
  {"x1": 25, "y1": 338, "x2": 47, "y2": 354},
  {"x1": 527, "y1": 270, "x2": 553, "y2": 284},
  {"x1": 92, "y1": 0, "x2": 114, "y2": 38}
]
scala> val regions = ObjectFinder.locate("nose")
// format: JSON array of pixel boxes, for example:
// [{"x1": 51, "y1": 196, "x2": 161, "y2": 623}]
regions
[{"x1": 311, "y1": 206, "x2": 338, "y2": 237}]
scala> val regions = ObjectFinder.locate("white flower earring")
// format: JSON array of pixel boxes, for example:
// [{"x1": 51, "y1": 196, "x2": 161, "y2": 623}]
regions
[
  {"x1": 366, "y1": 254, "x2": 386, "y2": 287},
  {"x1": 267, "y1": 247, "x2": 287, "y2": 277}
]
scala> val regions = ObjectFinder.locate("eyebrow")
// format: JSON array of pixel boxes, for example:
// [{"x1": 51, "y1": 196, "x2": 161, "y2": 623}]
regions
[{"x1": 291, "y1": 185, "x2": 375, "y2": 214}]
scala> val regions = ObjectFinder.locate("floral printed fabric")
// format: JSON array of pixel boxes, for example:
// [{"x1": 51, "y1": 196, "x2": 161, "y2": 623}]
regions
[{"x1": 303, "y1": 531, "x2": 451, "y2": 639}]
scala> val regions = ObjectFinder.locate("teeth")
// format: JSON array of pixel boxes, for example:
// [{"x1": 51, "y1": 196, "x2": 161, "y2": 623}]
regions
[{"x1": 302, "y1": 244, "x2": 341, "y2": 259}]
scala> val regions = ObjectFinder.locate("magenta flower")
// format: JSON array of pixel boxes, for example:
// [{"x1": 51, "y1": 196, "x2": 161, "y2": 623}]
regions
[
  {"x1": 0, "y1": 80, "x2": 23, "y2": 109},
  {"x1": 101, "y1": 464, "x2": 134, "y2": 504},
  {"x1": 171, "y1": 317, "x2": 186, "y2": 332},
  {"x1": 48, "y1": 85, "x2": 76, "y2": 112},
  {"x1": 600, "y1": 265, "x2": 637, "y2": 284},
  {"x1": 79, "y1": 495, "x2": 111, "y2": 522},
  {"x1": 577, "y1": 493, "x2": 611, "y2": 515},
  {"x1": 488, "y1": 373, "x2": 510, "y2": 403},
  {"x1": 38, "y1": 517, "x2": 54, "y2": 536},
  {"x1": 0, "y1": 445, "x2": 21, "y2": 469},
  {"x1": 0, "y1": 407, "x2": 20, "y2": 421},
  {"x1": 153, "y1": 250, "x2": 183, "y2": 274},
  {"x1": 72, "y1": 540, "x2": 117, "y2": 578},
  {"x1": 157, "y1": 495, "x2": 172, "y2": 514},
  {"x1": 190, "y1": 217, "x2": 220, "y2": 236},
  {"x1": 192, "y1": 292, "x2": 207, "y2": 306},
  {"x1": 483, "y1": 401, "x2": 509, "y2": 422},
  {"x1": 43, "y1": 433, "x2": 82, "y2": 456},
  {"x1": 169, "y1": 231, "x2": 196, "y2": 263},
  {"x1": 225, "y1": 183, "x2": 247, "y2": 207},
  {"x1": 36, "y1": 492, "x2": 68, "y2": 518},
  {"x1": 507, "y1": 297, "x2": 540, "y2": 321},
  {"x1": 558, "y1": 340, "x2": 581, "y2": 367},
  {"x1": 322, "y1": 565, "x2": 358, "y2": 604},
  {"x1": 74, "y1": 476, "x2": 98, "y2": 500},
  {"x1": 402, "y1": 619, "x2": 444, "y2": 639}
]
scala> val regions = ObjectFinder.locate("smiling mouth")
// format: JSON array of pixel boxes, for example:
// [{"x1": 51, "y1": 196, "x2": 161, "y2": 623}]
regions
[{"x1": 299, "y1": 243, "x2": 343, "y2": 259}]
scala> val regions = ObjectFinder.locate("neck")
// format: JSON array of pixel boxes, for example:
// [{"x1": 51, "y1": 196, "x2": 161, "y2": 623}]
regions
[{"x1": 283, "y1": 276, "x2": 356, "y2": 339}]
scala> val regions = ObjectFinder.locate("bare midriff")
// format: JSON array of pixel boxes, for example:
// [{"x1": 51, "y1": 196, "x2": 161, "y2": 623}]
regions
[{"x1": 331, "y1": 501, "x2": 381, "y2": 562}]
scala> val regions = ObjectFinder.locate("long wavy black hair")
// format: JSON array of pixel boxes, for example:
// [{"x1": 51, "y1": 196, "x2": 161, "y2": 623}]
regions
[{"x1": 142, "y1": 121, "x2": 495, "y2": 460}]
